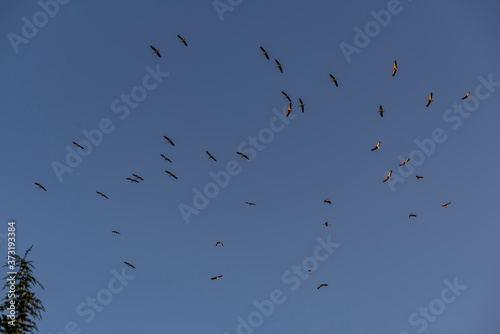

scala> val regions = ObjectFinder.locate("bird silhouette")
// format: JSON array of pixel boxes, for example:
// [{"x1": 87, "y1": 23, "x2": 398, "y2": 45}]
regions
[
  {"x1": 150, "y1": 45, "x2": 161, "y2": 58},
  {"x1": 299, "y1": 98, "x2": 305, "y2": 112},
  {"x1": 237, "y1": 152, "x2": 249, "y2": 160},
  {"x1": 206, "y1": 151, "x2": 217, "y2": 161},
  {"x1": 177, "y1": 35, "x2": 188, "y2": 46},
  {"x1": 371, "y1": 141, "x2": 381, "y2": 151},
  {"x1": 34, "y1": 182, "x2": 46, "y2": 191},
  {"x1": 165, "y1": 171, "x2": 178, "y2": 179},
  {"x1": 378, "y1": 105, "x2": 384, "y2": 117},
  {"x1": 260, "y1": 46, "x2": 269, "y2": 60},
  {"x1": 245, "y1": 202, "x2": 256, "y2": 206},
  {"x1": 426, "y1": 93, "x2": 433, "y2": 107},
  {"x1": 112, "y1": 231, "x2": 120, "y2": 235},
  {"x1": 462, "y1": 92, "x2": 470, "y2": 100},
  {"x1": 416, "y1": 175, "x2": 424, "y2": 180},
  {"x1": 399, "y1": 158, "x2": 410, "y2": 166},
  {"x1": 275, "y1": 59, "x2": 283, "y2": 73},
  {"x1": 164, "y1": 136, "x2": 175, "y2": 146},
  {"x1": 282, "y1": 91, "x2": 291, "y2": 102},
  {"x1": 383, "y1": 171, "x2": 392, "y2": 183},
  {"x1": 317, "y1": 284, "x2": 328, "y2": 289},
  {"x1": 161, "y1": 154, "x2": 172, "y2": 163},
  {"x1": 126, "y1": 177, "x2": 139, "y2": 183},
  {"x1": 324, "y1": 200, "x2": 331, "y2": 204},
  {"x1": 96, "y1": 191, "x2": 108, "y2": 199},
  {"x1": 124, "y1": 262, "x2": 135, "y2": 269},
  {"x1": 409, "y1": 213, "x2": 416, "y2": 218},
  {"x1": 211, "y1": 275, "x2": 223, "y2": 280},
  {"x1": 132, "y1": 174, "x2": 143, "y2": 181},
  {"x1": 442, "y1": 202, "x2": 451, "y2": 207},
  {"x1": 329, "y1": 74, "x2": 338, "y2": 87},
  {"x1": 72, "y1": 141, "x2": 84, "y2": 149},
  {"x1": 392, "y1": 60, "x2": 398, "y2": 77},
  {"x1": 286, "y1": 103, "x2": 292, "y2": 117},
  {"x1": 216, "y1": 242, "x2": 223, "y2": 246}
]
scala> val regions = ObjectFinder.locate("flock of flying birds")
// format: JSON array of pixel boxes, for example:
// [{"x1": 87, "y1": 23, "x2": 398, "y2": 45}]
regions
[{"x1": 31, "y1": 36, "x2": 460, "y2": 290}]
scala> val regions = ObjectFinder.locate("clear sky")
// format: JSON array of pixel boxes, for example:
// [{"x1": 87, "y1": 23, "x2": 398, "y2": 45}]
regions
[{"x1": 1, "y1": 0, "x2": 500, "y2": 333}]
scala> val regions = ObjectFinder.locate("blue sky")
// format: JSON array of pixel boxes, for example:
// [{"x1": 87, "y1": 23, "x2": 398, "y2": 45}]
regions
[{"x1": 1, "y1": 0, "x2": 500, "y2": 333}]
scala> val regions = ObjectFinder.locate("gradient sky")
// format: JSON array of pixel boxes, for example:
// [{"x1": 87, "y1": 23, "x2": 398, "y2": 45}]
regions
[{"x1": 1, "y1": 0, "x2": 500, "y2": 333}]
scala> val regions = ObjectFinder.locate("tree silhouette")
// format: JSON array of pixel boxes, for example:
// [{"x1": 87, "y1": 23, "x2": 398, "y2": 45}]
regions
[{"x1": 0, "y1": 245, "x2": 45, "y2": 333}]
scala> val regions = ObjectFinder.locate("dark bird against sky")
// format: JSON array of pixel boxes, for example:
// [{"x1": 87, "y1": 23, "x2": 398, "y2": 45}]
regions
[
  {"x1": 237, "y1": 152, "x2": 249, "y2": 160},
  {"x1": 150, "y1": 45, "x2": 161, "y2": 58},
  {"x1": 392, "y1": 60, "x2": 398, "y2": 77},
  {"x1": 177, "y1": 35, "x2": 188, "y2": 46},
  {"x1": 275, "y1": 59, "x2": 283, "y2": 73},
  {"x1": 426, "y1": 93, "x2": 433, "y2": 107},
  {"x1": 164, "y1": 136, "x2": 175, "y2": 146},
  {"x1": 330, "y1": 74, "x2": 338, "y2": 87},
  {"x1": 34, "y1": 182, "x2": 46, "y2": 191},
  {"x1": 206, "y1": 151, "x2": 217, "y2": 161},
  {"x1": 96, "y1": 191, "x2": 108, "y2": 199}
]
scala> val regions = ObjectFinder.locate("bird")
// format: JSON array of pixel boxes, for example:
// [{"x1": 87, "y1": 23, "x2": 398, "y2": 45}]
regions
[
  {"x1": 317, "y1": 284, "x2": 328, "y2": 289},
  {"x1": 282, "y1": 91, "x2": 291, "y2": 102},
  {"x1": 96, "y1": 191, "x2": 108, "y2": 199},
  {"x1": 216, "y1": 242, "x2": 223, "y2": 246},
  {"x1": 165, "y1": 171, "x2": 178, "y2": 179},
  {"x1": 299, "y1": 98, "x2": 305, "y2": 112},
  {"x1": 206, "y1": 151, "x2": 217, "y2": 161},
  {"x1": 164, "y1": 136, "x2": 175, "y2": 146},
  {"x1": 34, "y1": 182, "x2": 46, "y2": 191},
  {"x1": 211, "y1": 275, "x2": 223, "y2": 280},
  {"x1": 409, "y1": 213, "x2": 417, "y2": 218},
  {"x1": 329, "y1": 74, "x2": 338, "y2": 87},
  {"x1": 132, "y1": 173, "x2": 143, "y2": 181},
  {"x1": 275, "y1": 59, "x2": 283, "y2": 73},
  {"x1": 378, "y1": 105, "x2": 384, "y2": 117},
  {"x1": 324, "y1": 200, "x2": 331, "y2": 204},
  {"x1": 124, "y1": 262, "x2": 135, "y2": 269},
  {"x1": 392, "y1": 60, "x2": 398, "y2": 77},
  {"x1": 426, "y1": 93, "x2": 433, "y2": 107},
  {"x1": 371, "y1": 141, "x2": 381, "y2": 151},
  {"x1": 324, "y1": 222, "x2": 330, "y2": 226},
  {"x1": 160, "y1": 154, "x2": 172, "y2": 163},
  {"x1": 112, "y1": 231, "x2": 121, "y2": 235},
  {"x1": 237, "y1": 152, "x2": 249, "y2": 160},
  {"x1": 416, "y1": 175, "x2": 424, "y2": 180},
  {"x1": 126, "y1": 177, "x2": 139, "y2": 183},
  {"x1": 260, "y1": 46, "x2": 269, "y2": 60},
  {"x1": 442, "y1": 202, "x2": 451, "y2": 207},
  {"x1": 383, "y1": 171, "x2": 392, "y2": 183},
  {"x1": 245, "y1": 202, "x2": 256, "y2": 206},
  {"x1": 150, "y1": 45, "x2": 161, "y2": 58},
  {"x1": 399, "y1": 158, "x2": 410, "y2": 166},
  {"x1": 286, "y1": 103, "x2": 292, "y2": 117},
  {"x1": 72, "y1": 141, "x2": 84, "y2": 149},
  {"x1": 462, "y1": 92, "x2": 470, "y2": 100},
  {"x1": 177, "y1": 35, "x2": 187, "y2": 46}
]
